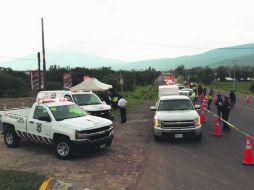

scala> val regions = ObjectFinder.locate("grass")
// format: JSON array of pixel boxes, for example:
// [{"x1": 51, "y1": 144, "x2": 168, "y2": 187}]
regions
[
  {"x1": 209, "y1": 81, "x2": 254, "y2": 95},
  {"x1": 0, "y1": 169, "x2": 46, "y2": 190},
  {"x1": 112, "y1": 84, "x2": 157, "y2": 117},
  {"x1": 123, "y1": 85, "x2": 157, "y2": 111}
]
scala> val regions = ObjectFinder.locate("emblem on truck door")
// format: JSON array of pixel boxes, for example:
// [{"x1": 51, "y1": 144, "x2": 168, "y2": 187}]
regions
[{"x1": 37, "y1": 123, "x2": 42, "y2": 132}]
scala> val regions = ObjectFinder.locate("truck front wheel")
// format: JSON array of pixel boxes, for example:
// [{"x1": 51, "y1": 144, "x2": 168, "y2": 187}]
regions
[
  {"x1": 4, "y1": 129, "x2": 19, "y2": 148},
  {"x1": 54, "y1": 137, "x2": 73, "y2": 160}
]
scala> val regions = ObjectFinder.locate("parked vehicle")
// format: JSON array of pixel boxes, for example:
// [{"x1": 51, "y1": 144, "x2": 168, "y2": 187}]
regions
[
  {"x1": 37, "y1": 91, "x2": 113, "y2": 120},
  {"x1": 179, "y1": 88, "x2": 193, "y2": 97},
  {"x1": 0, "y1": 99, "x2": 113, "y2": 159},
  {"x1": 150, "y1": 95, "x2": 202, "y2": 141}
]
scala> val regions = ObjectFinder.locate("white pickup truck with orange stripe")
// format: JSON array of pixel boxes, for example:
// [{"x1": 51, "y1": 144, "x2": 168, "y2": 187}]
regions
[{"x1": 0, "y1": 100, "x2": 113, "y2": 159}]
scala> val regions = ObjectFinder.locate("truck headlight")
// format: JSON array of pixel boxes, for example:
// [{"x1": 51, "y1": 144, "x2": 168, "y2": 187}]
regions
[
  {"x1": 154, "y1": 119, "x2": 161, "y2": 128},
  {"x1": 194, "y1": 117, "x2": 201, "y2": 127},
  {"x1": 75, "y1": 131, "x2": 88, "y2": 139}
]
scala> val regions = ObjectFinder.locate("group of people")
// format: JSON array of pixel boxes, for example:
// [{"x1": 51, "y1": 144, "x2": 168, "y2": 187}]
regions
[
  {"x1": 104, "y1": 91, "x2": 128, "y2": 124},
  {"x1": 214, "y1": 90, "x2": 236, "y2": 132},
  {"x1": 190, "y1": 83, "x2": 237, "y2": 132}
]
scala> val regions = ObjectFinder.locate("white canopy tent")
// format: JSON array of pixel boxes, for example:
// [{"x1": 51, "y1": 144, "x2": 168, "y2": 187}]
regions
[{"x1": 70, "y1": 77, "x2": 112, "y2": 92}]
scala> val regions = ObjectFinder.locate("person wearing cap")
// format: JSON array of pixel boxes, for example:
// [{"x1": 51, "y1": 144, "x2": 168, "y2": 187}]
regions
[
  {"x1": 229, "y1": 90, "x2": 236, "y2": 109},
  {"x1": 222, "y1": 96, "x2": 231, "y2": 132},
  {"x1": 118, "y1": 96, "x2": 127, "y2": 123},
  {"x1": 215, "y1": 92, "x2": 223, "y2": 118}
]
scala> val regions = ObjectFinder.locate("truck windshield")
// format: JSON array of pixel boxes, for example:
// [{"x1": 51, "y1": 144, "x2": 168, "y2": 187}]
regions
[
  {"x1": 49, "y1": 104, "x2": 87, "y2": 121},
  {"x1": 72, "y1": 94, "x2": 102, "y2": 106},
  {"x1": 158, "y1": 99, "x2": 194, "y2": 111}
]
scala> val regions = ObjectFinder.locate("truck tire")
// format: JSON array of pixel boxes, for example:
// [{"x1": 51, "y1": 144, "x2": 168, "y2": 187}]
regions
[
  {"x1": 195, "y1": 134, "x2": 202, "y2": 141},
  {"x1": 4, "y1": 129, "x2": 19, "y2": 148},
  {"x1": 154, "y1": 134, "x2": 160, "y2": 142},
  {"x1": 54, "y1": 137, "x2": 73, "y2": 160}
]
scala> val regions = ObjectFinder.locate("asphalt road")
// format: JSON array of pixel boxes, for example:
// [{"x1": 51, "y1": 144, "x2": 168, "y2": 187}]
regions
[{"x1": 137, "y1": 83, "x2": 254, "y2": 190}]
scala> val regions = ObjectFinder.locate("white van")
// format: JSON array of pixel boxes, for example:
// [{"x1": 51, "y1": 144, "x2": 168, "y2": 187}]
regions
[
  {"x1": 158, "y1": 85, "x2": 179, "y2": 97},
  {"x1": 37, "y1": 91, "x2": 113, "y2": 120}
]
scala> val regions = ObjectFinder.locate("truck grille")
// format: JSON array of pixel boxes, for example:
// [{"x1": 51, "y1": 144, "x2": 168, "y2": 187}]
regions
[
  {"x1": 162, "y1": 120, "x2": 195, "y2": 128},
  {"x1": 89, "y1": 131, "x2": 111, "y2": 141},
  {"x1": 79, "y1": 125, "x2": 111, "y2": 134},
  {"x1": 90, "y1": 110, "x2": 110, "y2": 118}
]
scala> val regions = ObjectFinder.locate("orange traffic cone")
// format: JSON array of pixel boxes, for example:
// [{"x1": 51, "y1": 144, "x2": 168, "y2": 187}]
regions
[
  {"x1": 201, "y1": 106, "x2": 205, "y2": 123},
  {"x1": 246, "y1": 96, "x2": 250, "y2": 103},
  {"x1": 214, "y1": 117, "x2": 222, "y2": 137},
  {"x1": 242, "y1": 135, "x2": 254, "y2": 165}
]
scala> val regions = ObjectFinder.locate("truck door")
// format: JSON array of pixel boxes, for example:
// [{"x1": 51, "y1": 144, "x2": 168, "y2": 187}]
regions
[{"x1": 27, "y1": 106, "x2": 52, "y2": 143}]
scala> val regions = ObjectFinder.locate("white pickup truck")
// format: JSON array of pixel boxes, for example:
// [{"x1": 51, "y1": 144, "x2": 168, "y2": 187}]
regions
[
  {"x1": 0, "y1": 100, "x2": 113, "y2": 159},
  {"x1": 150, "y1": 95, "x2": 202, "y2": 141}
]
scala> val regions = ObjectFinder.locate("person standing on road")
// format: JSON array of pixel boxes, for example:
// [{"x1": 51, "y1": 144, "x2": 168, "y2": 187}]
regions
[
  {"x1": 209, "y1": 87, "x2": 214, "y2": 97},
  {"x1": 229, "y1": 90, "x2": 236, "y2": 109},
  {"x1": 203, "y1": 87, "x2": 207, "y2": 97},
  {"x1": 215, "y1": 93, "x2": 223, "y2": 118},
  {"x1": 207, "y1": 91, "x2": 213, "y2": 110},
  {"x1": 198, "y1": 84, "x2": 203, "y2": 101},
  {"x1": 222, "y1": 96, "x2": 231, "y2": 132},
  {"x1": 118, "y1": 96, "x2": 127, "y2": 123}
]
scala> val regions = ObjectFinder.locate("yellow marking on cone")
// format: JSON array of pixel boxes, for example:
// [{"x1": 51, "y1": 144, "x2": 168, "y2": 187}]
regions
[{"x1": 39, "y1": 177, "x2": 53, "y2": 190}]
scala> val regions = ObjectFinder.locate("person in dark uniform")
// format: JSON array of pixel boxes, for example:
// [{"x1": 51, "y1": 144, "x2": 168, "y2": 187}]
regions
[
  {"x1": 207, "y1": 91, "x2": 213, "y2": 110},
  {"x1": 222, "y1": 96, "x2": 231, "y2": 132},
  {"x1": 203, "y1": 87, "x2": 207, "y2": 97},
  {"x1": 229, "y1": 90, "x2": 236, "y2": 109},
  {"x1": 198, "y1": 84, "x2": 203, "y2": 101},
  {"x1": 118, "y1": 96, "x2": 127, "y2": 123},
  {"x1": 215, "y1": 93, "x2": 223, "y2": 118}
]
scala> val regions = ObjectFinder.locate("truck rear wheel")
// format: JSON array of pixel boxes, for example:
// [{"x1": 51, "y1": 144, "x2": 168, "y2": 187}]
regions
[
  {"x1": 4, "y1": 129, "x2": 19, "y2": 148},
  {"x1": 54, "y1": 137, "x2": 73, "y2": 160}
]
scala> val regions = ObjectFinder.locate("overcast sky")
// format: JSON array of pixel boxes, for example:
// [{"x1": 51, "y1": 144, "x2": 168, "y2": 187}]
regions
[{"x1": 1, "y1": 0, "x2": 254, "y2": 62}]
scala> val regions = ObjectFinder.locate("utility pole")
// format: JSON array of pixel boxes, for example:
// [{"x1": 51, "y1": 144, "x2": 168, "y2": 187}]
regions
[
  {"x1": 120, "y1": 71, "x2": 123, "y2": 95},
  {"x1": 133, "y1": 69, "x2": 136, "y2": 88},
  {"x1": 37, "y1": 52, "x2": 41, "y2": 91},
  {"x1": 41, "y1": 18, "x2": 46, "y2": 90},
  {"x1": 233, "y1": 59, "x2": 237, "y2": 90}
]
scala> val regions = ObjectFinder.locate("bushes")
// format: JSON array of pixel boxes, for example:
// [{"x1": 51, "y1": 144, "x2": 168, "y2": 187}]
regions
[{"x1": 0, "y1": 72, "x2": 29, "y2": 98}]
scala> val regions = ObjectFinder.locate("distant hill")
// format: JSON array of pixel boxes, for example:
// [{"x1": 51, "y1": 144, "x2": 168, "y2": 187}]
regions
[
  {"x1": 0, "y1": 51, "x2": 125, "y2": 71},
  {"x1": 126, "y1": 43, "x2": 254, "y2": 70},
  {"x1": 1, "y1": 43, "x2": 254, "y2": 71}
]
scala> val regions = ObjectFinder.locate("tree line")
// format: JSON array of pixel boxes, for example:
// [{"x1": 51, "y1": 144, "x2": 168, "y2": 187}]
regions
[
  {"x1": 0, "y1": 66, "x2": 160, "y2": 98},
  {"x1": 173, "y1": 65, "x2": 254, "y2": 92}
]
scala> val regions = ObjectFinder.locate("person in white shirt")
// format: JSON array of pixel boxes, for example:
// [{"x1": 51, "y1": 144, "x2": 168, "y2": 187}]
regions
[{"x1": 118, "y1": 96, "x2": 127, "y2": 123}]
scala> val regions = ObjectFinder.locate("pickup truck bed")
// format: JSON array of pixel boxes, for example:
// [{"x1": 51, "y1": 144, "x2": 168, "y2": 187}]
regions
[{"x1": 2, "y1": 108, "x2": 30, "y2": 117}]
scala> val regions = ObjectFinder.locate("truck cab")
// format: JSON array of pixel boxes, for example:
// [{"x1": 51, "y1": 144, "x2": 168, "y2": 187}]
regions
[
  {"x1": 0, "y1": 100, "x2": 113, "y2": 159},
  {"x1": 37, "y1": 91, "x2": 113, "y2": 120}
]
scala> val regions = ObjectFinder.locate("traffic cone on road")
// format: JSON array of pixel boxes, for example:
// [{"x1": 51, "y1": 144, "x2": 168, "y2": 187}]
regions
[
  {"x1": 201, "y1": 106, "x2": 205, "y2": 123},
  {"x1": 242, "y1": 135, "x2": 254, "y2": 165},
  {"x1": 246, "y1": 96, "x2": 251, "y2": 103},
  {"x1": 214, "y1": 117, "x2": 222, "y2": 137}
]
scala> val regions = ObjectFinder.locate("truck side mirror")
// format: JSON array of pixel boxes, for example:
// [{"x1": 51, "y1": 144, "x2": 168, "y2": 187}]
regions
[
  {"x1": 38, "y1": 116, "x2": 51, "y2": 122},
  {"x1": 150, "y1": 106, "x2": 156, "y2": 111},
  {"x1": 194, "y1": 105, "x2": 201, "y2": 110}
]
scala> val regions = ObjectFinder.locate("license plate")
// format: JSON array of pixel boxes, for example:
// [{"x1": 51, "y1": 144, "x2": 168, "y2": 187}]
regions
[
  {"x1": 174, "y1": 134, "x2": 183, "y2": 138},
  {"x1": 100, "y1": 144, "x2": 106, "y2": 149}
]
